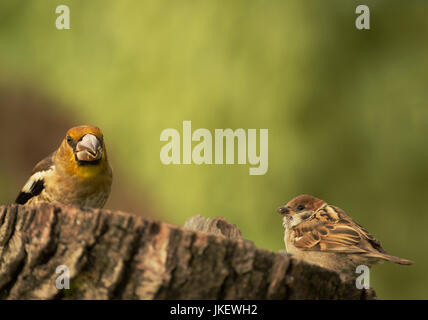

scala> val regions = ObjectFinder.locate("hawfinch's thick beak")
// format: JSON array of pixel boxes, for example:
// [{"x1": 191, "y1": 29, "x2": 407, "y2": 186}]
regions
[
  {"x1": 75, "y1": 134, "x2": 102, "y2": 162},
  {"x1": 277, "y1": 206, "x2": 290, "y2": 215}
]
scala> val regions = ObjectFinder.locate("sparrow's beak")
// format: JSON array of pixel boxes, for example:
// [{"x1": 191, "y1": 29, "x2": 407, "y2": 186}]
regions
[
  {"x1": 277, "y1": 206, "x2": 290, "y2": 216},
  {"x1": 75, "y1": 134, "x2": 102, "y2": 162}
]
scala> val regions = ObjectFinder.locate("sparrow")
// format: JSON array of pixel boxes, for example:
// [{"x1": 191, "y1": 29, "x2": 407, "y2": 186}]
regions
[
  {"x1": 277, "y1": 194, "x2": 413, "y2": 276},
  {"x1": 15, "y1": 125, "x2": 112, "y2": 208}
]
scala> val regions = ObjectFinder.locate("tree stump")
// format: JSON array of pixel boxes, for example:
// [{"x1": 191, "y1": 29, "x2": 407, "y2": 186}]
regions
[{"x1": 0, "y1": 204, "x2": 376, "y2": 299}]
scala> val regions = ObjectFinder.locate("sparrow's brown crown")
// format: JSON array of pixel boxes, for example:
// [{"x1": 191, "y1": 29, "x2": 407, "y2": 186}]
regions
[
  {"x1": 287, "y1": 194, "x2": 325, "y2": 211},
  {"x1": 277, "y1": 194, "x2": 325, "y2": 216}
]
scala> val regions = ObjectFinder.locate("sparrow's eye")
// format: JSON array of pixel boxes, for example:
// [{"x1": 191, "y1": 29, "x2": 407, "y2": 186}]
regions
[{"x1": 297, "y1": 204, "x2": 305, "y2": 211}]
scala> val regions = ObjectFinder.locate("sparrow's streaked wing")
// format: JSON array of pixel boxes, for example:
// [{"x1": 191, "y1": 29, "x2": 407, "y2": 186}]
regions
[{"x1": 293, "y1": 204, "x2": 412, "y2": 264}]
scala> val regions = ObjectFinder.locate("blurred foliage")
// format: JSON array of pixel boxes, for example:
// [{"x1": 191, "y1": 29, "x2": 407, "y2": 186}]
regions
[{"x1": 1, "y1": 0, "x2": 427, "y2": 299}]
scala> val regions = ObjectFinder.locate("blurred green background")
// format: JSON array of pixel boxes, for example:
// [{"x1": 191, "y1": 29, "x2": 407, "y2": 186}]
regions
[{"x1": 1, "y1": 0, "x2": 427, "y2": 299}]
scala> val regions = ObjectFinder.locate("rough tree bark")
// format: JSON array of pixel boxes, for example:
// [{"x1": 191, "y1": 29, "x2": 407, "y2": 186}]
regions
[{"x1": 0, "y1": 204, "x2": 376, "y2": 300}]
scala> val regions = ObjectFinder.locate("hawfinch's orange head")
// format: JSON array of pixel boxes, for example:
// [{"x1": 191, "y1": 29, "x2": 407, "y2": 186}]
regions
[{"x1": 56, "y1": 125, "x2": 110, "y2": 178}]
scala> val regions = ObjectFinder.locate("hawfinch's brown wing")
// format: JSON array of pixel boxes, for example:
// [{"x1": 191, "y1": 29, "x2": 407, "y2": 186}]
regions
[{"x1": 15, "y1": 153, "x2": 54, "y2": 205}]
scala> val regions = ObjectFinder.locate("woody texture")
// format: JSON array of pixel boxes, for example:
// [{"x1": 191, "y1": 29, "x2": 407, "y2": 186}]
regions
[{"x1": 0, "y1": 203, "x2": 375, "y2": 299}]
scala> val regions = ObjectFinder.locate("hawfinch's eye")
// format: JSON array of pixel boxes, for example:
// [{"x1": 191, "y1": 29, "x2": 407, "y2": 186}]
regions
[
  {"x1": 297, "y1": 205, "x2": 305, "y2": 211},
  {"x1": 66, "y1": 136, "x2": 73, "y2": 145}
]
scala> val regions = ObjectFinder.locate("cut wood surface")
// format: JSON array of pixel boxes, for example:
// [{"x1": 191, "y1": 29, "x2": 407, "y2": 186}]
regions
[{"x1": 0, "y1": 204, "x2": 376, "y2": 299}]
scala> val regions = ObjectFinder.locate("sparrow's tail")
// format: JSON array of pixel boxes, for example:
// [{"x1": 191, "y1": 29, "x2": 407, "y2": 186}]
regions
[
  {"x1": 385, "y1": 254, "x2": 414, "y2": 265},
  {"x1": 369, "y1": 252, "x2": 414, "y2": 265}
]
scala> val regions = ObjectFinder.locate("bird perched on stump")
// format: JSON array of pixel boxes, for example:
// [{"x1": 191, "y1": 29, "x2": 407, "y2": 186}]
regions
[
  {"x1": 278, "y1": 195, "x2": 413, "y2": 276},
  {"x1": 15, "y1": 125, "x2": 112, "y2": 208}
]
